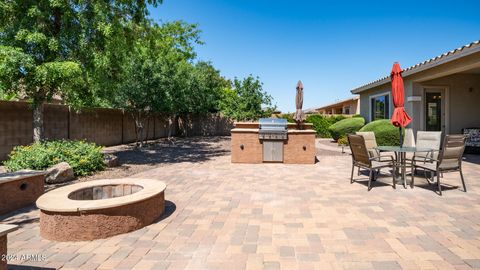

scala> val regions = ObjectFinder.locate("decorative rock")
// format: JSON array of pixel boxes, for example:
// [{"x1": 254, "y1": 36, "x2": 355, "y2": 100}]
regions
[
  {"x1": 45, "y1": 162, "x2": 74, "y2": 184},
  {"x1": 103, "y1": 154, "x2": 119, "y2": 167}
]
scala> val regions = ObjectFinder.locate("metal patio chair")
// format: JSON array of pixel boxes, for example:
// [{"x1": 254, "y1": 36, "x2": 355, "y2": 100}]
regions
[
  {"x1": 348, "y1": 134, "x2": 396, "y2": 191},
  {"x1": 411, "y1": 134, "x2": 467, "y2": 195}
]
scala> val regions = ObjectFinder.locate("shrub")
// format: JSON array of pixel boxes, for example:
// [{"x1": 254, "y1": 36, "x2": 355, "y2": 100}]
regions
[
  {"x1": 359, "y1": 119, "x2": 401, "y2": 146},
  {"x1": 5, "y1": 140, "x2": 105, "y2": 177},
  {"x1": 305, "y1": 114, "x2": 348, "y2": 138},
  {"x1": 337, "y1": 135, "x2": 349, "y2": 146},
  {"x1": 278, "y1": 114, "x2": 295, "y2": 123},
  {"x1": 328, "y1": 117, "x2": 365, "y2": 141}
]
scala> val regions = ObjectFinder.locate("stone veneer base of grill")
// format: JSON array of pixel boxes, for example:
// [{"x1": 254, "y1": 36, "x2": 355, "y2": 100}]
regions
[{"x1": 231, "y1": 122, "x2": 316, "y2": 164}]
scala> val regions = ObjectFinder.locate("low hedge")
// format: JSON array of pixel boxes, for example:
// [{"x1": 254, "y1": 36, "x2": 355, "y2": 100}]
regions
[
  {"x1": 4, "y1": 140, "x2": 105, "y2": 176},
  {"x1": 328, "y1": 117, "x2": 365, "y2": 141},
  {"x1": 305, "y1": 114, "x2": 347, "y2": 138},
  {"x1": 358, "y1": 119, "x2": 401, "y2": 146}
]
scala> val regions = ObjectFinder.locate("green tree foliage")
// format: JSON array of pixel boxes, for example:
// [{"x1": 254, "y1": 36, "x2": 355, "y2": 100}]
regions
[
  {"x1": 219, "y1": 76, "x2": 275, "y2": 121},
  {"x1": 305, "y1": 114, "x2": 338, "y2": 138},
  {"x1": 112, "y1": 22, "x2": 229, "y2": 144},
  {"x1": 0, "y1": 0, "x2": 159, "y2": 141},
  {"x1": 1, "y1": 0, "x2": 276, "y2": 146}
]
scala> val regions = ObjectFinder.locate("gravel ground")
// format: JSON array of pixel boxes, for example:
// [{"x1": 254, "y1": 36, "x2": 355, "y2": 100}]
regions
[{"x1": 45, "y1": 136, "x2": 231, "y2": 190}]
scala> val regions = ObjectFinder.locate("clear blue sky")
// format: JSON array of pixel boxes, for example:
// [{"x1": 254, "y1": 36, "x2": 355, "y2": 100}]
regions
[{"x1": 149, "y1": 0, "x2": 480, "y2": 113}]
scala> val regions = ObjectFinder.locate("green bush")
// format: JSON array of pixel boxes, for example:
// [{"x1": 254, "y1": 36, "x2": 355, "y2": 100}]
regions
[
  {"x1": 328, "y1": 117, "x2": 365, "y2": 141},
  {"x1": 305, "y1": 114, "x2": 336, "y2": 138},
  {"x1": 4, "y1": 140, "x2": 105, "y2": 177},
  {"x1": 337, "y1": 135, "x2": 349, "y2": 146},
  {"x1": 278, "y1": 114, "x2": 295, "y2": 123},
  {"x1": 359, "y1": 119, "x2": 401, "y2": 146}
]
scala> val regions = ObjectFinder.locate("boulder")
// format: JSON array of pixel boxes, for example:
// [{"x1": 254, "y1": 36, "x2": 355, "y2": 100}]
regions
[
  {"x1": 45, "y1": 162, "x2": 74, "y2": 184},
  {"x1": 103, "y1": 154, "x2": 119, "y2": 167}
]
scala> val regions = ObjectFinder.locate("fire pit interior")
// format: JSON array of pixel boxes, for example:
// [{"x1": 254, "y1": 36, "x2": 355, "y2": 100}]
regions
[
  {"x1": 68, "y1": 184, "x2": 143, "y2": 200},
  {"x1": 36, "y1": 178, "x2": 166, "y2": 242}
]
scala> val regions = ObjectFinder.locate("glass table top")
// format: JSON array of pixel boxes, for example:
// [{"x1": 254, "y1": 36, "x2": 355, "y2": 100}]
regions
[{"x1": 376, "y1": 146, "x2": 433, "y2": 153}]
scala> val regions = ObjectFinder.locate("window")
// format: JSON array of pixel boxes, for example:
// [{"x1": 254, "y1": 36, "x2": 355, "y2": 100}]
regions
[
  {"x1": 370, "y1": 94, "x2": 390, "y2": 120},
  {"x1": 343, "y1": 106, "x2": 351, "y2": 115}
]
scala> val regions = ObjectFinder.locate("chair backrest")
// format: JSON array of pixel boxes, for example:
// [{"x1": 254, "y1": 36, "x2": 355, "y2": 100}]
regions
[
  {"x1": 403, "y1": 128, "x2": 416, "y2": 147},
  {"x1": 416, "y1": 131, "x2": 442, "y2": 150},
  {"x1": 438, "y1": 135, "x2": 466, "y2": 169},
  {"x1": 348, "y1": 134, "x2": 371, "y2": 167},
  {"x1": 355, "y1": 131, "x2": 377, "y2": 149}
]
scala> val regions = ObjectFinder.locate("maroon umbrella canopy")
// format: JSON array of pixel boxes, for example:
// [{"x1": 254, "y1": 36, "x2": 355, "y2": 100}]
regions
[{"x1": 294, "y1": 80, "x2": 305, "y2": 123}]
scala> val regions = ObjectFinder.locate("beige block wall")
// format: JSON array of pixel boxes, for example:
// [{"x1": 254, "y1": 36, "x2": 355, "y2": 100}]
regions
[
  {"x1": 231, "y1": 131, "x2": 316, "y2": 164},
  {"x1": 44, "y1": 104, "x2": 69, "y2": 140},
  {"x1": 0, "y1": 101, "x2": 33, "y2": 161},
  {"x1": 283, "y1": 132, "x2": 316, "y2": 164},
  {"x1": 231, "y1": 132, "x2": 263, "y2": 163},
  {"x1": 69, "y1": 108, "x2": 123, "y2": 146},
  {"x1": 0, "y1": 101, "x2": 231, "y2": 161},
  {"x1": 0, "y1": 174, "x2": 44, "y2": 215}
]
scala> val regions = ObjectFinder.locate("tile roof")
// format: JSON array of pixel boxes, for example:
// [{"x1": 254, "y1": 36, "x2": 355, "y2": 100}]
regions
[
  {"x1": 351, "y1": 40, "x2": 480, "y2": 94},
  {"x1": 315, "y1": 96, "x2": 359, "y2": 110}
]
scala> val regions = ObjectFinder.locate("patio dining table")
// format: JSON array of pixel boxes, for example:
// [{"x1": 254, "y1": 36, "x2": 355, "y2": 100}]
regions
[{"x1": 376, "y1": 146, "x2": 433, "y2": 188}]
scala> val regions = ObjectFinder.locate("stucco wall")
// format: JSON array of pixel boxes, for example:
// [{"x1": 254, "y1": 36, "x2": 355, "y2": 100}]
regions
[
  {"x1": 358, "y1": 73, "x2": 480, "y2": 134},
  {"x1": 421, "y1": 73, "x2": 480, "y2": 134},
  {"x1": 358, "y1": 84, "x2": 395, "y2": 122}
]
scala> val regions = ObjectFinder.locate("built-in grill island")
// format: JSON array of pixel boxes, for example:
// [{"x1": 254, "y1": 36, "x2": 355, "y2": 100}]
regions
[{"x1": 231, "y1": 118, "x2": 316, "y2": 164}]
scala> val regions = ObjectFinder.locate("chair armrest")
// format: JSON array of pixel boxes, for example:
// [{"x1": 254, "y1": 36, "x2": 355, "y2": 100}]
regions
[
  {"x1": 413, "y1": 156, "x2": 438, "y2": 165},
  {"x1": 370, "y1": 155, "x2": 394, "y2": 162}
]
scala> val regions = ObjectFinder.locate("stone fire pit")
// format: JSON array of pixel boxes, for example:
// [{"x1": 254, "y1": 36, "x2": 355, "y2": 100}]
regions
[{"x1": 36, "y1": 178, "x2": 166, "y2": 241}]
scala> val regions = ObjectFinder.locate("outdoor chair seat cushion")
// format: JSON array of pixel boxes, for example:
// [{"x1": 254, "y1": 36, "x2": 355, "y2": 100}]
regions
[{"x1": 371, "y1": 160, "x2": 394, "y2": 169}]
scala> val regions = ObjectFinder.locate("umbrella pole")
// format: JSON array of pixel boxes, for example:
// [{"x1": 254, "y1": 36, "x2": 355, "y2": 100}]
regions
[{"x1": 399, "y1": 127, "x2": 403, "y2": 147}]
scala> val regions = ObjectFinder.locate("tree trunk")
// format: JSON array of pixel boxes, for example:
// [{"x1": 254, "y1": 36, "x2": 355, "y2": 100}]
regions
[
  {"x1": 132, "y1": 111, "x2": 144, "y2": 148},
  {"x1": 167, "y1": 116, "x2": 173, "y2": 139},
  {"x1": 33, "y1": 102, "x2": 44, "y2": 142},
  {"x1": 143, "y1": 115, "x2": 151, "y2": 146}
]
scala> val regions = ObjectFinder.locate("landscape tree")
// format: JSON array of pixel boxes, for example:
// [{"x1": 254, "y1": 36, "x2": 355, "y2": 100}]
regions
[
  {"x1": 0, "y1": 0, "x2": 160, "y2": 142},
  {"x1": 219, "y1": 75, "x2": 275, "y2": 121},
  {"x1": 113, "y1": 21, "x2": 204, "y2": 145},
  {"x1": 169, "y1": 61, "x2": 229, "y2": 136}
]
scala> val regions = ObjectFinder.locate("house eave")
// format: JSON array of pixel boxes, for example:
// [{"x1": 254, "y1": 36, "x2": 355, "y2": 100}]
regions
[{"x1": 350, "y1": 40, "x2": 480, "y2": 95}]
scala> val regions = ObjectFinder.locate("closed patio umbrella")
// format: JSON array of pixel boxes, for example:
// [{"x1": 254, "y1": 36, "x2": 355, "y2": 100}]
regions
[
  {"x1": 294, "y1": 80, "x2": 305, "y2": 124},
  {"x1": 390, "y1": 62, "x2": 412, "y2": 147}
]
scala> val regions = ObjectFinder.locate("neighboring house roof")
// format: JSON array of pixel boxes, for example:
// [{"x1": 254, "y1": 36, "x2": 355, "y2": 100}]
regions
[
  {"x1": 303, "y1": 108, "x2": 318, "y2": 114},
  {"x1": 315, "y1": 96, "x2": 359, "y2": 111},
  {"x1": 351, "y1": 40, "x2": 480, "y2": 94}
]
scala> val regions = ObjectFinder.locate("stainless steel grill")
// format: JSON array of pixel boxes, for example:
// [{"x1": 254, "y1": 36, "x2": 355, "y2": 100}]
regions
[{"x1": 258, "y1": 118, "x2": 288, "y2": 140}]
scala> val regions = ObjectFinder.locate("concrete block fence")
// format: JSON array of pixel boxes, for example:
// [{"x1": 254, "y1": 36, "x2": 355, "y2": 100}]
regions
[{"x1": 0, "y1": 101, "x2": 233, "y2": 161}]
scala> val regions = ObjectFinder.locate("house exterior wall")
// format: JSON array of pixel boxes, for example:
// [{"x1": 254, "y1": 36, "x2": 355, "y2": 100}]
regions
[
  {"x1": 358, "y1": 73, "x2": 480, "y2": 134},
  {"x1": 317, "y1": 99, "x2": 359, "y2": 115},
  {"x1": 420, "y1": 73, "x2": 480, "y2": 134},
  {"x1": 358, "y1": 84, "x2": 394, "y2": 122}
]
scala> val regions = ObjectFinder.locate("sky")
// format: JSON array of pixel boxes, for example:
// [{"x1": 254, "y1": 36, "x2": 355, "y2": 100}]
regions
[{"x1": 149, "y1": 0, "x2": 480, "y2": 113}]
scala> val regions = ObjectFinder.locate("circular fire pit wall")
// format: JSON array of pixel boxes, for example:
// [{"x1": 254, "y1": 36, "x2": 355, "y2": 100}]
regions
[{"x1": 36, "y1": 179, "x2": 166, "y2": 241}]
